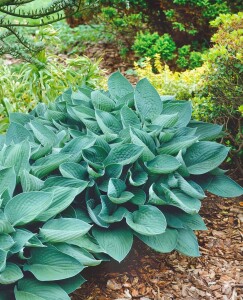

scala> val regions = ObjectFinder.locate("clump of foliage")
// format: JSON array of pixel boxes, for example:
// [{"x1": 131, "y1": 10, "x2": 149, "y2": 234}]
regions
[
  {"x1": 134, "y1": 12, "x2": 243, "y2": 173},
  {"x1": 0, "y1": 26, "x2": 104, "y2": 133},
  {"x1": 0, "y1": 72, "x2": 242, "y2": 299},
  {"x1": 198, "y1": 13, "x2": 243, "y2": 173}
]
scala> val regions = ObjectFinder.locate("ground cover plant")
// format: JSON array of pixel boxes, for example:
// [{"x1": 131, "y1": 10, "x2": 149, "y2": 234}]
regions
[{"x1": 0, "y1": 72, "x2": 242, "y2": 299}]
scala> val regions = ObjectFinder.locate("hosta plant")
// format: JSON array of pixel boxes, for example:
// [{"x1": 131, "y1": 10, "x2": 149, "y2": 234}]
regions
[{"x1": 0, "y1": 72, "x2": 242, "y2": 299}]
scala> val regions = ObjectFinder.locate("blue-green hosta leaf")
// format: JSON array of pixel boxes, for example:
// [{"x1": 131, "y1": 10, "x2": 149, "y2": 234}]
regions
[
  {"x1": 24, "y1": 246, "x2": 83, "y2": 281},
  {"x1": 135, "y1": 78, "x2": 162, "y2": 121},
  {"x1": 25, "y1": 235, "x2": 45, "y2": 248},
  {"x1": 163, "y1": 210, "x2": 207, "y2": 230},
  {"x1": 69, "y1": 234, "x2": 103, "y2": 253},
  {"x1": 9, "y1": 229, "x2": 35, "y2": 254},
  {"x1": 108, "y1": 178, "x2": 134, "y2": 204},
  {"x1": 44, "y1": 109, "x2": 67, "y2": 122},
  {"x1": 91, "y1": 90, "x2": 116, "y2": 112},
  {"x1": 0, "y1": 263, "x2": 23, "y2": 285},
  {"x1": 162, "y1": 101, "x2": 192, "y2": 127},
  {"x1": 159, "y1": 129, "x2": 176, "y2": 143},
  {"x1": 9, "y1": 112, "x2": 33, "y2": 126},
  {"x1": 129, "y1": 188, "x2": 146, "y2": 205},
  {"x1": 160, "y1": 95, "x2": 175, "y2": 101},
  {"x1": 39, "y1": 218, "x2": 91, "y2": 243},
  {"x1": 175, "y1": 228, "x2": 200, "y2": 257},
  {"x1": 152, "y1": 113, "x2": 179, "y2": 128},
  {"x1": 87, "y1": 165, "x2": 105, "y2": 178},
  {"x1": 104, "y1": 144, "x2": 143, "y2": 166},
  {"x1": 4, "y1": 192, "x2": 53, "y2": 226},
  {"x1": 135, "y1": 228, "x2": 178, "y2": 253},
  {"x1": 54, "y1": 244, "x2": 101, "y2": 266},
  {"x1": 95, "y1": 110, "x2": 122, "y2": 134},
  {"x1": 183, "y1": 141, "x2": 229, "y2": 175},
  {"x1": 163, "y1": 187, "x2": 201, "y2": 214},
  {"x1": 145, "y1": 155, "x2": 181, "y2": 174},
  {"x1": 86, "y1": 199, "x2": 109, "y2": 228},
  {"x1": 59, "y1": 162, "x2": 89, "y2": 180},
  {"x1": 31, "y1": 154, "x2": 71, "y2": 178},
  {"x1": 148, "y1": 183, "x2": 167, "y2": 205},
  {"x1": 0, "y1": 167, "x2": 16, "y2": 199},
  {"x1": 175, "y1": 174, "x2": 205, "y2": 199},
  {"x1": 108, "y1": 71, "x2": 134, "y2": 100},
  {"x1": 129, "y1": 163, "x2": 148, "y2": 186},
  {"x1": 115, "y1": 92, "x2": 134, "y2": 108},
  {"x1": 30, "y1": 144, "x2": 52, "y2": 161},
  {"x1": 0, "y1": 211, "x2": 14, "y2": 234},
  {"x1": 15, "y1": 278, "x2": 70, "y2": 300},
  {"x1": 29, "y1": 120, "x2": 57, "y2": 147},
  {"x1": 98, "y1": 196, "x2": 128, "y2": 223},
  {"x1": 92, "y1": 226, "x2": 133, "y2": 262},
  {"x1": 43, "y1": 177, "x2": 89, "y2": 191},
  {"x1": 21, "y1": 170, "x2": 44, "y2": 192},
  {"x1": 176, "y1": 150, "x2": 190, "y2": 177},
  {"x1": 203, "y1": 175, "x2": 243, "y2": 197},
  {"x1": 0, "y1": 234, "x2": 14, "y2": 251},
  {"x1": 1, "y1": 141, "x2": 31, "y2": 176},
  {"x1": 57, "y1": 274, "x2": 86, "y2": 294},
  {"x1": 158, "y1": 136, "x2": 198, "y2": 155},
  {"x1": 60, "y1": 136, "x2": 96, "y2": 157},
  {"x1": 130, "y1": 127, "x2": 156, "y2": 162},
  {"x1": 125, "y1": 205, "x2": 166, "y2": 236},
  {"x1": 188, "y1": 121, "x2": 223, "y2": 141},
  {"x1": 5, "y1": 122, "x2": 34, "y2": 145},
  {"x1": 82, "y1": 146, "x2": 108, "y2": 169},
  {"x1": 61, "y1": 207, "x2": 92, "y2": 223},
  {"x1": 81, "y1": 118, "x2": 102, "y2": 135},
  {"x1": 0, "y1": 249, "x2": 7, "y2": 272},
  {"x1": 120, "y1": 106, "x2": 140, "y2": 129}
]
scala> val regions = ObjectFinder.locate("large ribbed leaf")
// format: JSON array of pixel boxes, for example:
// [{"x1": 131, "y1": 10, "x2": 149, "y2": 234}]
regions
[
  {"x1": 57, "y1": 274, "x2": 86, "y2": 294},
  {"x1": 1, "y1": 142, "x2": 31, "y2": 176},
  {"x1": 163, "y1": 187, "x2": 201, "y2": 214},
  {"x1": 125, "y1": 205, "x2": 166, "y2": 236},
  {"x1": 5, "y1": 122, "x2": 33, "y2": 145},
  {"x1": 29, "y1": 120, "x2": 57, "y2": 147},
  {"x1": 21, "y1": 170, "x2": 44, "y2": 192},
  {"x1": 15, "y1": 278, "x2": 70, "y2": 300},
  {"x1": 4, "y1": 192, "x2": 53, "y2": 226},
  {"x1": 0, "y1": 167, "x2": 16, "y2": 198},
  {"x1": 188, "y1": 121, "x2": 223, "y2": 141},
  {"x1": 68, "y1": 234, "x2": 103, "y2": 253},
  {"x1": 91, "y1": 90, "x2": 115, "y2": 112},
  {"x1": 152, "y1": 113, "x2": 179, "y2": 128},
  {"x1": 120, "y1": 106, "x2": 140, "y2": 128},
  {"x1": 59, "y1": 162, "x2": 88, "y2": 180},
  {"x1": 0, "y1": 249, "x2": 7, "y2": 272},
  {"x1": 9, "y1": 229, "x2": 35, "y2": 254},
  {"x1": 98, "y1": 196, "x2": 128, "y2": 223},
  {"x1": 183, "y1": 142, "x2": 229, "y2": 175},
  {"x1": 0, "y1": 211, "x2": 14, "y2": 234},
  {"x1": 82, "y1": 146, "x2": 108, "y2": 169},
  {"x1": 108, "y1": 71, "x2": 134, "y2": 99},
  {"x1": 60, "y1": 136, "x2": 96, "y2": 156},
  {"x1": 24, "y1": 246, "x2": 83, "y2": 281},
  {"x1": 163, "y1": 210, "x2": 207, "y2": 230},
  {"x1": 55, "y1": 244, "x2": 101, "y2": 266},
  {"x1": 162, "y1": 101, "x2": 192, "y2": 127},
  {"x1": 130, "y1": 127, "x2": 156, "y2": 162},
  {"x1": 175, "y1": 228, "x2": 200, "y2": 257},
  {"x1": 135, "y1": 228, "x2": 178, "y2": 253},
  {"x1": 104, "y1": 144, "x2": 143, "y2": 166},
  {"x1": 176, "y1": 174, "x2": 205, "y2": 199},
  {"x1": 158, "y1": 136, "x2": 198, "y2": 155},
  {"x1": 39, "y1": 218, "x2": 91, "y2": 243},
  {"x1": 92, "y1": 226, "x2": 133, "y2": 262},
  {"x1": 203, "y1": 175, "x2": 243, "y2": 197},
  {"x1": 145, "y1": 155, "x2": 181, "y2": 174},
  {"x1": 107, "y1": 178, "x2": 134, "y2": 204},
  {"x1": 0, "y1": 263, "x2": 23, "y2": 284},
  {"x1": 31, "y1": 154, "x2": 71, "y2": 178},
  {"x1": 0, "y1": 234, "x2": 15, "y2": 251},
  {"x1": 135, "y1": 78, "x2": 163, "y2": 120},
  {"x1": 95, "y1": 110, "x2": 122, "y2": 134}
]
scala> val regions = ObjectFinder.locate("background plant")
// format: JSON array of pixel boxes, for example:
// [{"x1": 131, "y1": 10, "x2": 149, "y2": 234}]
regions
[{"x1": 0, "y1": 72, "x2": 242, "y2": 299}]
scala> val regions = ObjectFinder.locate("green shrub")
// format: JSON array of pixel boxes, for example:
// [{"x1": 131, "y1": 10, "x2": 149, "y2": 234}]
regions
[
  {"x1": 0, "y1": 72, "x2": 242, "y2": 299},
  {"x1": 133, "y1": 32, "x2": 176, "y2": 61}
]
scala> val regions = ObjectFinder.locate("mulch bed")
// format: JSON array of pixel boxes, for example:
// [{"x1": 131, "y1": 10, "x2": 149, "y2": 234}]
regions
[{"x1": 71, "y1": 192, "x2": 243, "y2": 300}]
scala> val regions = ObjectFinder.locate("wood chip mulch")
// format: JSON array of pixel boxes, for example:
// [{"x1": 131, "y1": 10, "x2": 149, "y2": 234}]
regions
[{"x1": 72, "y1": 192, "x2": 243, "y2": 300}]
